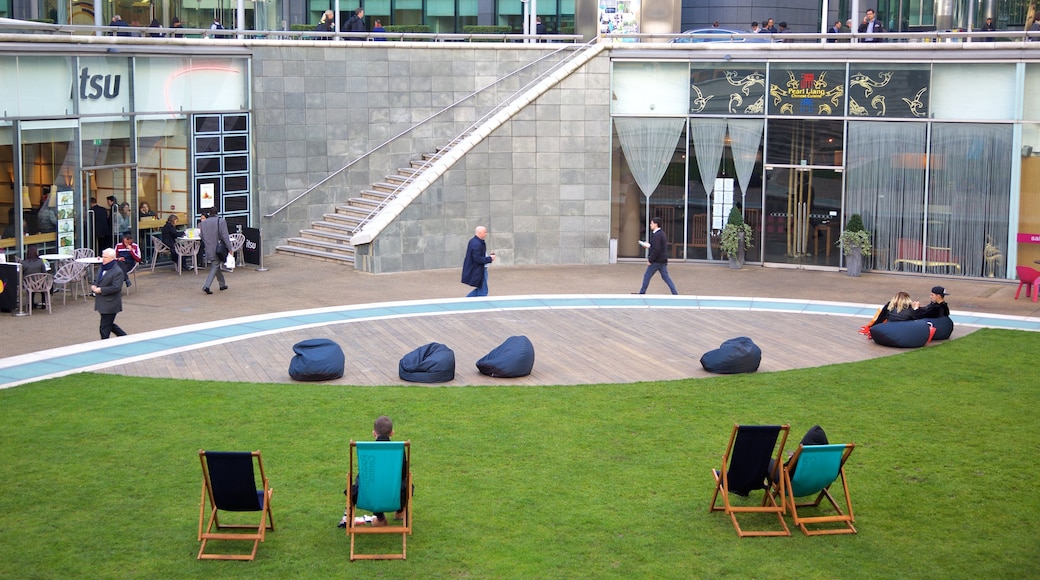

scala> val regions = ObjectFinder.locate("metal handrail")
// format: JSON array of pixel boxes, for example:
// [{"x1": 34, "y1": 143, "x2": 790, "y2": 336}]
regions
[
  {"x1": 264, "y1": 41, "x2": 586, "y2": 218},
  {"x1": 342, "y1": 38, "x2": 600, "y2": 234}
]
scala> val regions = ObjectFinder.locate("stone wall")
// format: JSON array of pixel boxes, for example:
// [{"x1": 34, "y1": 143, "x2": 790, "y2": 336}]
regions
[{"x1": 251, "y1": 42, "x2": 612, "y2": 272}]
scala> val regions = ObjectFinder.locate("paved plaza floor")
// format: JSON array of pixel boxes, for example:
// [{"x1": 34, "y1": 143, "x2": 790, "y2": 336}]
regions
[{"x1": 2, "y1": 255, "x2": 1038, "y2": 388}]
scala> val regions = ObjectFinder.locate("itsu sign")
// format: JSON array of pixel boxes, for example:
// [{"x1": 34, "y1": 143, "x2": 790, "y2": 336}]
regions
[{"x1": 76, "y1": 57, "x2": 130, "y2": 115}]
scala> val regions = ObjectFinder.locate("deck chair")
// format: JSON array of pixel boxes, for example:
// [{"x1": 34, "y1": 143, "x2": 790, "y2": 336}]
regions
[
  {"x1": 345, "y1": 440, "x2": 412, "y2": 561},
  {"x1": 197, "y1": 450, "x2": 275, "y2": 561},
  {"x1": 779, "y1": 443, "x2": 856, "y2": 536},
  {"x1": 709, "y1": 424, "x2": 791, "y2": 537}
]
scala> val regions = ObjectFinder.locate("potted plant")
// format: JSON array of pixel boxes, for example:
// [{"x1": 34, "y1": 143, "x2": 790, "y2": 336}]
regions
[
  {"x1": 838, "y1": 213, "x2": 872, "y2": 277},
  {"x1": 720, "y1": 206, "x2": 753, "y2": 268}
]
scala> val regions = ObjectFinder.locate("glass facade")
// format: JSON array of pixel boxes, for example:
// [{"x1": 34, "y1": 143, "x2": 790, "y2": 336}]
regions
[
  {"x1": 611, "y1": 59, "x2": 1038, "y2": 280},
  {"x1": 0, "y1": 54, "x2": 249, "y2": 260}
]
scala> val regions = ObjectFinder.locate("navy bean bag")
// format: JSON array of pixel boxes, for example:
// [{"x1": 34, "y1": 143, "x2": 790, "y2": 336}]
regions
[
  {"x1": 929, "y1": 316, "x2": 954, "y2": 340},
  {"x1": 870, "y1": 319, "x2": 936, "y2": 348},
  {"x1": 289, "y1": 338, "x2": 345, "y2": 381},
  {"x1": 476, "y1": 335, "x2": 535, "y2": 378},
  {"x1": 700, "y1": 337, "x2": 762, "y2": 374},
  {"x1": 399, "y1": 342, "x2": 456, "y2": 383}
]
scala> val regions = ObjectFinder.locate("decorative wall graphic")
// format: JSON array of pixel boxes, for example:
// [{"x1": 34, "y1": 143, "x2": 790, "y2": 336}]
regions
[
  {"x1": 769, "y1": 69, "x2": 845, "y2": 116},
  {"x1": 847, "y1": 67, "x2": 929, "y2": 118},
  {"x1": 689, "y1": 65, "x2": 766, "y2": 116}
]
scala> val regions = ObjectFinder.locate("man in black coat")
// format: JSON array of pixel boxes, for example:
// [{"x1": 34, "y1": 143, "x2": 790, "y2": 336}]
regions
[
  {"x1": 343, "y1": 7, "x2": 365, "y2": 33},
  {"x1": 91, "y1": 248, "x2": 128, "y2": 339},
  {"x1": 636, "y1": 217, "x2": 678, "y2": 295},
  {"x1": 461, "y1": 225, "x2": 495, "y2": 297}
]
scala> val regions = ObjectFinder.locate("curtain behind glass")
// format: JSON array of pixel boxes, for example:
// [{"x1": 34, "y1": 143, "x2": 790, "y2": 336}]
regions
[
  {"x1": 614, "y1": 118, "x2": 685, "y2": 199},
  {"x1": 690, "y1": 119, "x2": 727, "y2": 201},
  {"x1": 846, "y1": 121, "x2": 927, "y2": 271},
  {"x1": 928, "y1": 123, "x2": 1011, "y2": 278},
  {"x1": 727, "y1": 119, "x2": 763, "y2": 206}
]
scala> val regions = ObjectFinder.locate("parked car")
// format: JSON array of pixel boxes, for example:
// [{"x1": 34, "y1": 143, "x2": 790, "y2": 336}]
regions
[{"x1": 671, "y1": 28, "x2": 771, "y2": 43}]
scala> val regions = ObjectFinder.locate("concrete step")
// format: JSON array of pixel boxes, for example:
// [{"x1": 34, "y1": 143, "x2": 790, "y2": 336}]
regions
[
  {"x1": 359, "y1": 189, "x2": 392, "y2": 202},
  {"x1": 324, "y1": 209, "x2": 366, "y2": 226},
  {"x1": 384, "y1": 174, "x2": 410, "y2": 186},
  {"x1": 313, "y1": 219, "x2": 358, "y2": 235},
  {"x1": 301, "y1": 228, "x2": 353, "y2": 244},
  {"x1": 372, "y1": 181, "x2": 405, "y2": 194},
  {"x1": 283, "y1": 236, "x2": 356, "y2": 258},
  {"x1": 348, "y1": 197, "x2": 382, "y2": 210},
  {"x1": 275, "y1": 244, "x2": 355, "y2": 265}
]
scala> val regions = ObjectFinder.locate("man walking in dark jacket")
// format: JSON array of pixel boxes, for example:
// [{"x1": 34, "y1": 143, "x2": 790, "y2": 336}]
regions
[
  {"x1": 461, "y1": 225, "x2": 495, "y2": 297},
  {"x1": 343, "y1": 7, "x2": 365, "y2": 33},
  {"x1": 636, "y1": 217, "x2": 678, "y2": 295},
  {"x1": 91, "y1": 248, "x2": 128, "y2": 339}
]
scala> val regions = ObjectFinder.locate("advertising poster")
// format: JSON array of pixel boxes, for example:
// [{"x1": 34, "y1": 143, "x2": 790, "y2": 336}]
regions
[{"x1": 599, "y1": 0, "x2": 640, "y2": 39}]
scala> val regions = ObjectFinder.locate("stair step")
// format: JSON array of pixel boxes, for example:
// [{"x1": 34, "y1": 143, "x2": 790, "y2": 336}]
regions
[
  {"x1": 284, "y1": 236, "x2": 355, "y2": 256},
  {"x1": 349, "y1": 197, "x2": 382, "y2": 209},
  {"x1": 275, "y1": 245, "x2": 355, "y2": 264},
  {"x1": 372, "y1": 182, "x2": 405, "y2": 194},
  {"x1": 301, "y1": 228, "x2": 353, "y2": 243},
  {"x1": 333, "y1": 206, "x2": 371, "y2": 220},
  {"x1": 359, "y1": 189, "x2": 391, "y2": 201},
  {"x1": 397, "y1": 167, "x2": 420, "y2": 177},
  {"x1": 314, "y1": 220, "x2": 358, "y2": 234}
]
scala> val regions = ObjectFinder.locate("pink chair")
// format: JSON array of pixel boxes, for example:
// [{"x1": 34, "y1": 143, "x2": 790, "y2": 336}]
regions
[{"x1": 1014, "y1": 266, "x2": 1040, "y2": 302}]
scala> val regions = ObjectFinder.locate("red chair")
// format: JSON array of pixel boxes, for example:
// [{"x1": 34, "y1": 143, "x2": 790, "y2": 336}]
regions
[{"x1": 1014, "y1": 266, "x2": 1040, "y2": 303}]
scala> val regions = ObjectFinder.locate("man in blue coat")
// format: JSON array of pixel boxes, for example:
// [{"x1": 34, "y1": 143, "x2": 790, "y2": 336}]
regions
[
  {"x1": 637, "y1": 217, "x2": 678, "y2": 295},
  {"x1": 461, "y1": 225, "x2": 495, "y2": 297}
]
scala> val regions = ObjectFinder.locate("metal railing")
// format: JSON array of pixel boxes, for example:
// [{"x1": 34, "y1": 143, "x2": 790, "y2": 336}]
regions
[
  {"x1": 339, "y1": 38, "x2": 601, "y2": 235},
  {"x1": 264, "y1": 40, "x2": 589, "y2": 219},
  {"x1": 607, "y1": 29, "x2": 1040, "y2": 44},
  {"x1": 0, "y1": 20, "x2": 582, "y2": 43}
]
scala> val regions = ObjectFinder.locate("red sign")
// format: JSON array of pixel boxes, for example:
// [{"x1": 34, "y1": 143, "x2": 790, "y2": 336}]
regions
[{"x1": 1017, "y1": 233, "x2": 1040, "y2": 243}]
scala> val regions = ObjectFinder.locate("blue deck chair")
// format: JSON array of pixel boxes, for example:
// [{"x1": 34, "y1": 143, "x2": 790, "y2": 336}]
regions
[
  {"x1": 197, "y1": 450, "x2": 274, "y2": 560},
  {"x1": 709, "y1": 424, "x2": 791, "y2": 537},
  {"x1": 346, "y1": 440, "x2": 413, "y2": 560},
  {"x1": 780, "y1": 443, "x2": 857, "y2": 536}
]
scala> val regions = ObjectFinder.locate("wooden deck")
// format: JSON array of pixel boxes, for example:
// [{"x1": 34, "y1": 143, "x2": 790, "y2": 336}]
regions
[{"x1": 100, "y1": 307, "x2": 969, "y2": 386}]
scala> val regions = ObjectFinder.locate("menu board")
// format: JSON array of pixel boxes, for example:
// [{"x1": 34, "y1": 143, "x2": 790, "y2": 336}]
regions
[{"x1": 56, "y1": 189, "x2": 75, "y2": 255}]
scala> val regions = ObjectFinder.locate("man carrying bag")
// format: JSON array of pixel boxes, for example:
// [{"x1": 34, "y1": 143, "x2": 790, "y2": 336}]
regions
[{"x1": 200, "y1": 208, "x2": 233, "y2": 295}]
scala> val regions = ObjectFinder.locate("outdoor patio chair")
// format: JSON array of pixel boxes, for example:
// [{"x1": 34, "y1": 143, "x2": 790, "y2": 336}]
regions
[
  {"x1": 21, "y1": 272, "x2": 53, "y2": 314},
  {"x1": 150, "y1": 236, "x2": 172, "y2": 272},
  {"x1": 122, "y1": 260, "x2": 138, "y2": 295},
  {"x1": 709, "y1": 423, "x2": 791, "y2": 537},
  {"x1": 777, "y1": 443, "x2": 856, "y2": 536},
  {"x1": 1014, "y1": 266, "x2": 1040, "y2": 303},
  {"x1": 197, "y1": 450, "x2": 274, "y2": 561},
  {"x1": 73, "y1": 247, "x2": 95, "y2": 259},
  {"x1": 228, "y1": 232, "x2": 245, "y2": 267},
  {"x1": 346, "y1": 440, "x2": 412, "y2": 560},
  {"x1": 52, "y1": 260, "x2": 86, "y2": 305}
]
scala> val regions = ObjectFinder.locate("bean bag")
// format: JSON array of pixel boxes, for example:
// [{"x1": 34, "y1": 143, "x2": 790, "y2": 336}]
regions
[
  {"x1": 399, "y1": 342, "x2": 456, "y2": 383},
  {"x1": 700, "y1": 337, "x2": 761, "y2": 374},
  {"x1": 928, "y1": 315, "x2": 954, "y2": 340},
  {"x1": 870, "y1": 319, "x2": 936, "y2": 348},
  {"x1": 476, "y1": 335, "x2": 535, "y2": 378},
  {"x1": 289, "y1": 338, "x2": 345, "y2": 381}
]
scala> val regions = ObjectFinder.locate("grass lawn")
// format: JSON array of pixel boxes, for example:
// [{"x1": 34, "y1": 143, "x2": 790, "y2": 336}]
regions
[{"x1": 0, "y1": 328, "x2": 1038, "y2": 578}]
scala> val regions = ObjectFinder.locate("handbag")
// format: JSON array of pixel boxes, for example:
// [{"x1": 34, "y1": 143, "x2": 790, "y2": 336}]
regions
[{"x1": 215, "y1": 239, "x2": 229, "y2": 262}]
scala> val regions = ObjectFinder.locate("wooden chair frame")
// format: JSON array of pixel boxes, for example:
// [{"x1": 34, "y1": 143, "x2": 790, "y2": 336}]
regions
[
  {"x1": 709, "y1": 424, "x2": 791, "y2": 537},
  {"x1": 345, "y1": 440, "x2": 413, "y2": 561},
  {"x1": 778, "y1": 443, "x2": 856, "y2": 536},
  {"x1": 198, "y1": 450, "x2": 274, "y2": 561}
]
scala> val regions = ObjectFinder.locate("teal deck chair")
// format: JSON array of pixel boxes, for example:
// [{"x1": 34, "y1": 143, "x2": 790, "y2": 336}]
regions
[
  {"x1": 709, "y1": 424, "x2": 791, "y2": 537},
  {"x1": 197, "y1": 450, "x2": 274, "y2": 560},
  {"x1": 345, "y1": 440, "x2": 413, "y2": 560},
  {"x1": 780, "y1": 443, "x2": 856, "y2": 536}
]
